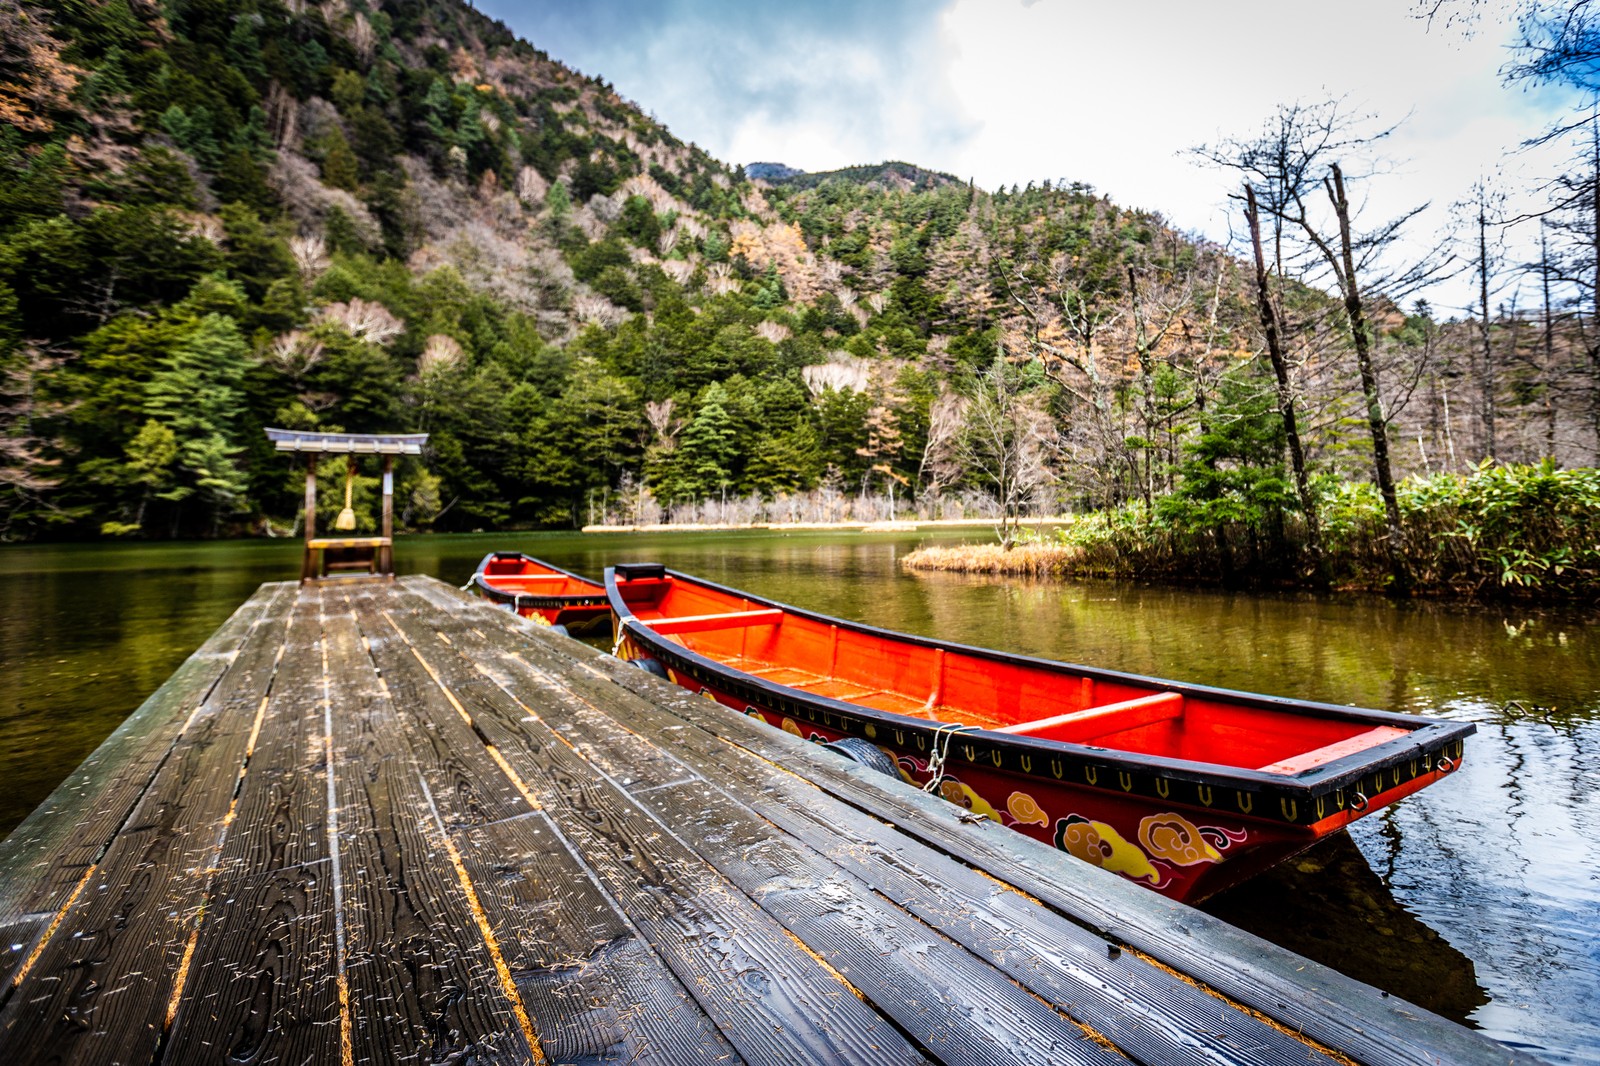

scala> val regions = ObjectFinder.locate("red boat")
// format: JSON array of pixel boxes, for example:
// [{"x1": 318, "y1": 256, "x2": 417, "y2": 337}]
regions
[
  {"x1": 467, "y1": 552, "x2": 609, "y2": 633},
  {"x1": 605, "y1": 564, "x2": 1473, "y2": 903}
]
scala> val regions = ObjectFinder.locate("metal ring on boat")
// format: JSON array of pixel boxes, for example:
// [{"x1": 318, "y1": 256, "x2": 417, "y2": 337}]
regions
[
  {"x1": 1436, "y1": 754, "x2": 1457, "y2": 774},
  {"x1": 1349, "y1": 790, "x2": 1369, "y2": 812}
]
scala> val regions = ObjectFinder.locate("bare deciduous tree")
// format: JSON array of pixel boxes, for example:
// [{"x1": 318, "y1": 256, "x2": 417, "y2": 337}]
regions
[
  {"x1": 918, "y1": 390, "x2": 968, "y2": 500},
  {"x1": 1200, "y1": 99, "x2": 1456, "y2": 591},
  {"x1": 317, "y1": 297, "x2": 406, "y2": 344},
  {"x1": 1243, "y1": 183, "x2": 1323, "y2": 574},
  {"x1": 644, "y1": 399, "x2": 683, "y2": 450},
  {"x1": 957, "y1": 348, "x2": 1056, "y2": 549}
]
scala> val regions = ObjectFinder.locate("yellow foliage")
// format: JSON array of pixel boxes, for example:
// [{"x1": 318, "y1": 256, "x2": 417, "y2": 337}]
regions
[
  {"x1": 0, "y1": 4, "x2": 84, "y2": 134},
  {"x1": 729, "y1": 230, "x2": 764, "y2": 263}
]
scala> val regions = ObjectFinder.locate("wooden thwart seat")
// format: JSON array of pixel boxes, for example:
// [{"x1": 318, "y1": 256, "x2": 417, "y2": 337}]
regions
[
  {"x1": 997, "y1": 691, "x2": 1185, "y2": 739},
  {"x1": 1256, "y1": 725, "x2": 1408, "y2": 774},
  {"x1": 636, "y1": 609, "x2": 783, "y2": 637},
  {"x1": 488, "y1": 575, "x2": 573, "y2": 591}
]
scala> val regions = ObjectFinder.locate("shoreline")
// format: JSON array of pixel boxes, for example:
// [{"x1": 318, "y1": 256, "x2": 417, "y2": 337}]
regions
[
  {"x1": 580, "y1": 517, "x2": 1073, "y2": 534},
  {"x1": 899, "y1": 541, "x2": 1600, "y2": 607}
]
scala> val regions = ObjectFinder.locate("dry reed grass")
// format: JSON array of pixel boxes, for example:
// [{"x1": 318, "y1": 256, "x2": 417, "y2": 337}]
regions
[{"x1": 901, "y1": 542, "x2": 1084, "y2": 577}]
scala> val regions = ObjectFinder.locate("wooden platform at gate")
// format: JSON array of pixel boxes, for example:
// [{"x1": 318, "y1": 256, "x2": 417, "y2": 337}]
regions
[{"x1": 0, "y1": 578, "x2": 1540, "y2": 1065}]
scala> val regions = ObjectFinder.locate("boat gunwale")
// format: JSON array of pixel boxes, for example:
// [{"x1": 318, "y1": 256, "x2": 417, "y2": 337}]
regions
[{"x1": 604, "y1": 565, "x2": 1475, "y2": 802}]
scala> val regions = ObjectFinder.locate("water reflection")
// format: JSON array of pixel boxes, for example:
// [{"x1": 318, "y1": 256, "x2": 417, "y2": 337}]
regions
[
  {"x1": 1, "y1": 531, "x2": 1595, "y2": 1062},
  {"x1": 1204, "y1": 831, "x2": 1489, "y2": 1021}
]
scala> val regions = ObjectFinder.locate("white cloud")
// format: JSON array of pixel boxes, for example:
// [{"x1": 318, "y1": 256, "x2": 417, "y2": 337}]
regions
[{"x1": 932, "y1": 0, "x2": 1583, "y2": 313}]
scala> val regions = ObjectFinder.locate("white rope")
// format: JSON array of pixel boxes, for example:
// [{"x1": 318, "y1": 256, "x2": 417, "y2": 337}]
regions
[{"x1": 923, "y1": 722, "x2": 977, "y2": 795}]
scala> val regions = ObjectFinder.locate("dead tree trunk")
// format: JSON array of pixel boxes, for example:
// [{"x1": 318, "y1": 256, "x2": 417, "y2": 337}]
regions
[
  {"x1": 1325, "y1": 164, "x2": 1409, "y2": 593},
  {"x1": 1245, "y1": 184, "x2": 1324, "y2": 581},
  {"x1": 1479, "y1": 204, "x2": 1497, "y2": 461},
  {"x1": 1542, "y1": 223, "x2": 1558, "y2": 459}
]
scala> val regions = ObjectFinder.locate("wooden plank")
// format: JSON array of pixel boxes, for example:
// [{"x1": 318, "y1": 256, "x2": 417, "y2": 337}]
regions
[
  {"x1": 634, "y1": 608, "x2": 783, "y2": 636},
  {"x1": 163, "y1": 603, "x2": 342, "y2": 1066},
  {"x1": 996, "y1": 691, "x2": 1184, "y2": 736},
  {"x1": 1257, "y1": 726, "x2": 1408, "y2": 774},
  {"x1": 396, "y1": 579, "x2": 1540, "y2": 1066},
  {"x1": 428, "y1": 600, "x2": 1338, "y2": 1066},
  {"x1": 315, "y1": 588, "x2": 539, "y2": 1065},
  {"x1": 375, "y1": 590, "x2": 929, "y2": 1066},
  {"x1": 0, "y1": 583, "x2": 297, "y2": 1064},
  {"x1": 163, "y1": 865, "x2": 339, "y2": 1065},
  {"x1": 341, "y1": 587, "x2": 530, "y2": 831},
  {"x1": 457, "y1": 815, "x2": 744, "y2": 1066},
  {"x1": 0, "y1": 584, "x2": 291, "y2": 984},
  {"x1": 344, "y1": 586, "x2": 741, "y2": 1064}
]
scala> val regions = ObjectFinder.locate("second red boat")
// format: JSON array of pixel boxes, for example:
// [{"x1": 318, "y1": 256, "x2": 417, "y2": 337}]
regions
[{"x1": 466, "y1": 552, "x2": 610, "y2": 633}]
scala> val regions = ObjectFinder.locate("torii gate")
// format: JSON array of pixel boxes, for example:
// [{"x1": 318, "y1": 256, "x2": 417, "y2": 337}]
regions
[{"x1": 264, "y1": 428, "x2": 429, "y2": 583}]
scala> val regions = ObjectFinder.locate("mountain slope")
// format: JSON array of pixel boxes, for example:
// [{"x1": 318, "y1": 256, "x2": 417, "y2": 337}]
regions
[
  {"x1": 760, "y1": 160, "x2": 965, "y2": 192},
  {"x1": 2, "y1": 0, "x2": 1548, "y2": 542}
]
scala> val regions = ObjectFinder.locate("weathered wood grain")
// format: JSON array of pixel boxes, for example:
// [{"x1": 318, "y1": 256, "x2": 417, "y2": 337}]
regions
[
  {"x1": 0, "y1": 583, "x2": 296, "y2": 1064},
  {"x1": 377, "y1": 594, "x2": 930, "y2": 1066},
  {"x1": 0, "y1": 584, "x2": 292, "y2": 986},
  {"x1": 317, "y1": 588, "x2": 540, "y2": 1065},
  {"x1": 163, "y1": 599, "x2": 343, "y2": 1066},
  {"x1": 458, "y1": 814, "x2": 744, "y2": 1066},
  {"x1": 347, "y1": 586, "x2": 742, "y2": 1063}
]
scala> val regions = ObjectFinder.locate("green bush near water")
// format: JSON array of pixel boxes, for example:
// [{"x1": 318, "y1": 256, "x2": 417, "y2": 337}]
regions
[{"x1": 1035, "y1": 461, "x2": 1600, "y2": 600}]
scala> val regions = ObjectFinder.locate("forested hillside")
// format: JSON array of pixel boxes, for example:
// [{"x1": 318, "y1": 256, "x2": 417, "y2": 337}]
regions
[{"x1": 1, "y1": 0, "x2": 1595, "y2": 547}]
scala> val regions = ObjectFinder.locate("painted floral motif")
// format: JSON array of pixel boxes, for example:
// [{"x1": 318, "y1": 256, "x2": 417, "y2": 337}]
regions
[
  {"x1": 1054, "y1": 815, "x2": 1160, "y2": 883},
  {"x1": 781, "y1": 717, "x2": 805, "y2": 737},
  {"x1": 1006, "y1": 790, "x2": 1049, "y2": 826},
  {"x1": 1138, "y1": 812, "x2": 1223, "y2": 867}
]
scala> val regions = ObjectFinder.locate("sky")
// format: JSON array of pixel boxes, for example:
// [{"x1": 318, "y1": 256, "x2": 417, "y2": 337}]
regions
[{"x1": 474, "y1": 0, "x2": 1585, "y2": 317}]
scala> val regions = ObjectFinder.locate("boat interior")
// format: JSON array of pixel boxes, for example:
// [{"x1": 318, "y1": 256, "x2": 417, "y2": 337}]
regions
[
  {"x1": 481, "y1": 556, "x2": 602, "y2": 597},
  {"x1": 613, "y1": 572, "x2": 1412, "y2": 775}
]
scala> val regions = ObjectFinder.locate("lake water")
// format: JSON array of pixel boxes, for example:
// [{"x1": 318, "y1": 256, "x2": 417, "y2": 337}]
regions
[{"x1": 1, "y1": 530, "x2": 1594, "y2": 1062}]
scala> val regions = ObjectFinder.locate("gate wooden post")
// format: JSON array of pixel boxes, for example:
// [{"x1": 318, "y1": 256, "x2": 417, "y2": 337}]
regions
[
  {"x1": 380, "y1": 454, "x2": 395, "y2": 575},
  {"x1": 301, "y1": 455, "x2": 318, "y2": 583}
]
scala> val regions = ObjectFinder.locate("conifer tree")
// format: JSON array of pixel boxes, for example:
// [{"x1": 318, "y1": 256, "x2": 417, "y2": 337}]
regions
[{"x1": 677, "y1": 382, "x2": 739, "y2": 499}]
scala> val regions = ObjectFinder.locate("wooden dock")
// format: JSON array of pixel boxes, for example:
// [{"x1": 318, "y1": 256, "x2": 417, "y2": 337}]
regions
[{"x1": 0, "y1": 577, "x2": 1538, "y2": 1065}]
